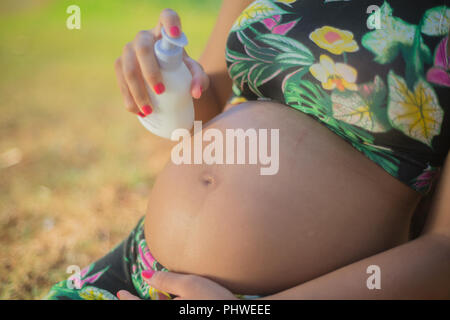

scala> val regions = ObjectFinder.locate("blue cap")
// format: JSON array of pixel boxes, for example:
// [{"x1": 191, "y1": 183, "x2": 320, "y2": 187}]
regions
[{"x1": 155, "y1": 27, "x2": 188, "y2": 70}]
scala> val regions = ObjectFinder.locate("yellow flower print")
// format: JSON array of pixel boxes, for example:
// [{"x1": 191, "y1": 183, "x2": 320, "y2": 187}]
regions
[
  {"x1": 387, "y1": 71, "x2": 444, "y2": 147},
  {"x1": 310, "y1": 55, "x2": 358, "y2": 91},
  {"x1": 230, "y1": 96, "x2": 248, "y2": 106},
  {"x1": 231, "y1": 0, "x2": 288, "y2": 32},
  {"x1": 149, "y1": 286, "x2": 172, "y2": 300},
  {"x1": 309, "y1": 26, "x2": 359, "y2": 55},
  {"x1": 79, "y1": 286, "x2": 117, "y2": 300}
]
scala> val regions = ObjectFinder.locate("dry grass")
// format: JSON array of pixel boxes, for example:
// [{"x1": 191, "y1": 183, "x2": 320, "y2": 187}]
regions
[{"x1": 0, "y1": 0, "x2": 220, "y2": 299}]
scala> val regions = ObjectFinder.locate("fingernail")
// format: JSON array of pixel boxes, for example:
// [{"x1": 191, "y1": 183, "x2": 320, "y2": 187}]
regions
[
  {"x1": 153, "y1": 83, "x2": 165, "y2": 95},
  {"x1": 141, "y1": 270, "x2": 155, "y2": 279},
  {"x1": 116, "y1": 292, "x2": 121, "y2": 299},
  {"x1": 138, "y1": 111, "x2": 146, "y2": 118},
  {"x1": 193, "y1": 86, "x2": 202, "y2": 99},
  {"x1": 142, "y1": 105, "x2": 153, "y2": 116},
  {"x1": 169, "y1": 26, "x2": 180, "y2": 37}
]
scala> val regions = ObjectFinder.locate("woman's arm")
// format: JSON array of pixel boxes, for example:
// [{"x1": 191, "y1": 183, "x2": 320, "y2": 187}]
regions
[
  {"x1": 187, "y1": 0, "x2": 253, "y2": 122},
  {"x1": 262, "y1": 153, "x2": 450, "y2": 300}
]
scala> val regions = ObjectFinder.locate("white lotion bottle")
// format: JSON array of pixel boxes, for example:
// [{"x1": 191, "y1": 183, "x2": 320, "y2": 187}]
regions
[{"x1": 138, "y1": 28, "x2": 194, "y2": 140}]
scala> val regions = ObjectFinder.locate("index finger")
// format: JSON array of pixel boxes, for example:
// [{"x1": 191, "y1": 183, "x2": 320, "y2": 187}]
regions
[{"x1": 153, "y1": 8, "x2": 182, "y2": 39}]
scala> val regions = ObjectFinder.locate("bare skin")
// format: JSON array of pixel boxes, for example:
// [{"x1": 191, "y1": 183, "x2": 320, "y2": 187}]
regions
[
  {"x1": 115, "y1": 1, "x2": 450, "y2": 298},
  {"x1": 262, "y1": 153, "x2": 450, "y2": 299},
  {"x1": 145, "y1": 101, "x2": 420, "y2": 295}
]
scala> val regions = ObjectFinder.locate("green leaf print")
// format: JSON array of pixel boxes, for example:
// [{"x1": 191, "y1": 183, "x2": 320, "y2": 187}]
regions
[
  {"x1": 284, "y1": 71, "x2": 367, "y2": 140},
  {"x1": 284, "y1": 74, "x2": 332, "y2": 117},
  {"x1": 226, "y1": 30, "x2": 315, "y2": 97},
  {"x1": 421, "y1": 6, "x2": 450, "y2": 36},
  {"x1": 401, "y1": 25, "x2": 432, "y2": 90},
  {"x1": 331, "y1": 76, "x2": 390, "y2": 133},
  {"x1": 256, "y1": 33, "x2": 315, "y2": 64},
  {"x1": 352, "y1": 142, "x2": 400, "y2": 178},
  {"x1": 231, "y1": 0, "x2": 289, "y2": 32},
  {"x1": 275, "y1": 52, "x2": 315, "y2": 66},
  {"x1": 362, "y1": 1, "x2": 432, "y2": 65}
]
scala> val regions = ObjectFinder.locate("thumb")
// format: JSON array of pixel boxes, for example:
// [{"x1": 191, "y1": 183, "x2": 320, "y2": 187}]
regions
[
  {"x1": 142, "y1": 270, "x2": 191, "y2": 297},
  {"x1": 117, "y1": 290, "x2": 141, "y2": 300}
]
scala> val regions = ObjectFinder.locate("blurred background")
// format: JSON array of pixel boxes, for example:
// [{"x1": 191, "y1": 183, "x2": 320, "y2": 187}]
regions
[{"x1": 0, "y1": 0, "x2": 221, "y2": 299}]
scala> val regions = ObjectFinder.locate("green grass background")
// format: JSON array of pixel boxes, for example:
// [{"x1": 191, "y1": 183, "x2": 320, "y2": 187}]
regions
[{"x1": 0, "y1": 0, "x2": 221, "y2": 299}]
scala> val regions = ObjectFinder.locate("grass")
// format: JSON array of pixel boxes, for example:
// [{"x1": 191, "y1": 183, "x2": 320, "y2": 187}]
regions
[{"x1": 0, "y1": 0, "x2": 221, "y2": 299}]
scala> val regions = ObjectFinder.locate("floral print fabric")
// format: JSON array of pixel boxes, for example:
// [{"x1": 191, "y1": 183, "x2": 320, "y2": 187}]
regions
[
  {"x1": 45, "y1": 217, "x2": 260, "y2": 300},
  {"x1": 44, "y1": 218, "x2": 169, "y2": 300},
  {"x1": 226, "y1": 0, "x2": 450, "y2": 193}
]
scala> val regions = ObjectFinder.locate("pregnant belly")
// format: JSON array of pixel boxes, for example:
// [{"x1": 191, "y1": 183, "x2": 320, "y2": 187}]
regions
[{"x1": 144, "y1": 101, "x2": 420, "y2": 296}]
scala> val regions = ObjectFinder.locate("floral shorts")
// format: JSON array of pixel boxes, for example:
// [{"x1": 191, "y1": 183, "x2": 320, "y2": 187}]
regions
[{"x1": 45, "y1": 217, "x2": 259, "y2": 300}]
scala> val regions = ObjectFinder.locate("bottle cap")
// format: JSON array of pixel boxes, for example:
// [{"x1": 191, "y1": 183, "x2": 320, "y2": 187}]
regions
[{"x1": 155, "y1": 27, "x2": 188, "y2": 70}]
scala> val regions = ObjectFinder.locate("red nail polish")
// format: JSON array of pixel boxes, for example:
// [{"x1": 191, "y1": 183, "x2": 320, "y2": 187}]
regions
[
  {"x1": 138, "y1": 111, "x2": 146, "y2": 118},
  {"x1": 193, "y1": 85, "x2": 202, "y2": 99},
  {"x1": 116, "y1": 292, "x2": 121, "y2": 299},
  {"x1": 142, "y1": 105, "x2": 153, "y2": 116},
  {"x1": 142, "y1": 270, "x2": 155, "y2": 279},
  {"x1": 169, "y1": 26, "x2": 180, "y2": 37},
  {"x1": 153, "y1": 83, "x2": 165, "y2": 95}
]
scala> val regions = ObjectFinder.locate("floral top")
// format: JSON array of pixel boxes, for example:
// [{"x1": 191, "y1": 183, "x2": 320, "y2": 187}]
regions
[{"x1": 225, "y1": 0, "x2": 450, "y2": 194}]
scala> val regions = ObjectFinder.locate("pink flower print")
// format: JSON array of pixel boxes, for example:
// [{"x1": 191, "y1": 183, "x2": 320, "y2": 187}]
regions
[
  {"x1": 138, "y1": 243, "x2": 156, "y2": 270},
  {"x1": 426, "y1": 37, "x2": 450, "y2": 87},
  {"x1": 68, "y1": 265, "x2": 109, "y2": 289},
  {"x1": 262, "y1": 15, "x2": 299, "y2": 35},
  {"x1": 263, "y1": 15, "x2": 280, "y2": 30},
  {"x1": 413, "y1": 165, "x2": 439, "y2": 192}
]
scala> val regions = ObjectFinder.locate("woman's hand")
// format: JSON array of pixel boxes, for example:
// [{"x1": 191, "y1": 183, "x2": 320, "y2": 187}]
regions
[
  {"x1": 114, "y1": 9, "x2": 210, "y2": 117},
  {"x1": 117, "y1": 271, "x2": 238, "y2": 300}
]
